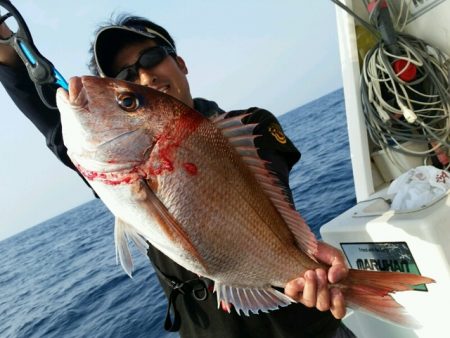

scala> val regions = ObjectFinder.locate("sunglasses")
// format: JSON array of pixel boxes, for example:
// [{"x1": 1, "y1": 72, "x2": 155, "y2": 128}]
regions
[{"x1": 114, "y1": 45, "x2": 176, "y2": 81}]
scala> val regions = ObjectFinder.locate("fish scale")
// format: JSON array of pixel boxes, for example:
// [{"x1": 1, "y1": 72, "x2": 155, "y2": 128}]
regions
[
  {"x1": 57, "y1": 76, "x2": 435, "y2": 324},
  {"x1": 154, "y1": 120, "x2": 309, "y2": 285}
]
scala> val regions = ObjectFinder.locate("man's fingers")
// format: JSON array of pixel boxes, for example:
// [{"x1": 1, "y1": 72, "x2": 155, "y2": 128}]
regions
[
  {"x1": 314, "y1": 242, "x2": 341, "y2": 265},
  {"x1": 299, "y1": 270, "x2": 317, "y2": 307},
  {"x1": 330, "y1": 288, "x2": 346, "y2": 319},
  {"x1": 284, "y1": 267, "x2": 347, "y2": 318},
  {"x1": 328, "y1": 263, "x2": 349, "y2": 284},
  {"x1": 315, "y1": 268, "x2": 330, "y2": 311},
  {"x1": 284, "y1": 277, "x2": 304, "y2": 298}
]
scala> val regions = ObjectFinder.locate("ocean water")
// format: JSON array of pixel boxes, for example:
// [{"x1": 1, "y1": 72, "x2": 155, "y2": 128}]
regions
[{"x1": 0, "y1": 88, "x2": 356, "y2": 338}]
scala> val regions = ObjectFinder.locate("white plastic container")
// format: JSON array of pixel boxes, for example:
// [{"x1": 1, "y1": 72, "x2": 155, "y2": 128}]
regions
[
  {"x1": 371, "y1": 142, "x2": 429, "y2": 183},
  {"x1": 329, "y1": 0, "x2": 450, "y2": 336},
  {"x1": 320, "y1": 188, "x2": 450, "y2": 338}
]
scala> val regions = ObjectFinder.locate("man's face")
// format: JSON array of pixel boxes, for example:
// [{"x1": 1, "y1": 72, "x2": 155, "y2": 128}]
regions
[{"x1": 111, "y1": 39, "x2": 193, "y2": 108}]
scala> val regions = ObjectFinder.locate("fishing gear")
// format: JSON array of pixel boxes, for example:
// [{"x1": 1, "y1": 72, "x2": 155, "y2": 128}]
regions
[
  {"x1": 332, "y1": 0, "x2": 450, "y2": 170},
  {"x1": 0, "y1": 0, "x2": 68, "y2": 109}
]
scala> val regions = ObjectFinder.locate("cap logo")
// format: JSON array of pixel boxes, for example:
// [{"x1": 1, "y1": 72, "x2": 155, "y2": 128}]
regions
[{"x1": 268, "y1": 123, "x2": 287, "y2": 144}]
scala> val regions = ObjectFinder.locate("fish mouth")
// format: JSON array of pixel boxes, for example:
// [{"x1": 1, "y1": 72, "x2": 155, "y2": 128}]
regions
[{"x1": 67, "y1": 76, "x2": 89, "y2": 109}]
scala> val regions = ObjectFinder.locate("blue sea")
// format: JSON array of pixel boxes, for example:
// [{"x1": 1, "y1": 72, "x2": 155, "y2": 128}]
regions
[{"x1": 0, "y1": 88, "x2": 356, "y2": 338}]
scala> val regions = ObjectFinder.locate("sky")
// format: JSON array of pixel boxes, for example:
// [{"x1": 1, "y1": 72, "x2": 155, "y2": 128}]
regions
[{"x1": 0, "y1": 0, "x2": 343, "y2": 241}]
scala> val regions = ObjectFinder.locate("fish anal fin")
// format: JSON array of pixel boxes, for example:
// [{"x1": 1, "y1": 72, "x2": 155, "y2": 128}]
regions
[
  {"x1": 214, "y1": 282, "x2": 294, "y2": 316},
  {"x1": 214, "y1": 113, "x2": 318, "y2": 258}
]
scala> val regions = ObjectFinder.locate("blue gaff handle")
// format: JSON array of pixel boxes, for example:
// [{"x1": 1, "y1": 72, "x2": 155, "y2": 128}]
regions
[
  {"x1": 18, "y1": 40, "x2": 37, "y2": 65},
  {"x1": 18, "y1": 40, "x2": 69, "y2": 91},
  {"x1": 54, "y1": 68, "x2": 69, "y2": 91},
  {"x1": 1, "y1": 0, "x2": 69, "y2": 108}
]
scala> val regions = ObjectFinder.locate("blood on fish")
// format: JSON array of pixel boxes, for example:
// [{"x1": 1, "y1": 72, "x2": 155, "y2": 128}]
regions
[
  {"x1": 103, "y1": 176, "x2": 134, "y2": 185},
  {"x1": 183, "y1": 163, "x2": 198, "y2": 175},
  {"x1": 149, "y1": 114, "x2": 203, "y2": 176},
  {"x1": 75, "y1": 164, "x2": 138, "y2": 185},
  {"x1": 76, "y1": 164, "x2": 99, "y2": 180},
  {"x1": 148, "y1": 159, "x2": 174, "y2": 176}
]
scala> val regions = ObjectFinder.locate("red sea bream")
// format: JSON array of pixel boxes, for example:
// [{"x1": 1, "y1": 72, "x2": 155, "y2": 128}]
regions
[{"x1": 56, "y1": 76, "x2": 434, "y2": 326}]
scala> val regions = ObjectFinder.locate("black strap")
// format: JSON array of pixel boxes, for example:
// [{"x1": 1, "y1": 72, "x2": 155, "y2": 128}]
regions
[
  {"x1": 164, "y1": 289, "x2": 181, "y2": 332},
  {"x1": 153, "y1": 264, "x2": 209, "y2": 332}
]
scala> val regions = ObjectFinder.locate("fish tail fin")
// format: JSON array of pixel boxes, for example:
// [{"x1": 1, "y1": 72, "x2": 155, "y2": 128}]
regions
[{"x1": 341, "y1": 269, "x2": 434, "y2": 328}]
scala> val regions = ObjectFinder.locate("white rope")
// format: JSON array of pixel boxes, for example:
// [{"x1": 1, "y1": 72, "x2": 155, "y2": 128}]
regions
[{"x1": 361, "y1": 31, "x2": 450, "y2": 169}]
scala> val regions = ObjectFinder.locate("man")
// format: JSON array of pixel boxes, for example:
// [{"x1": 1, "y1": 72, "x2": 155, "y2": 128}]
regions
[{"x1": 0, "y1": 14, "x2": 354, "y2": 338}]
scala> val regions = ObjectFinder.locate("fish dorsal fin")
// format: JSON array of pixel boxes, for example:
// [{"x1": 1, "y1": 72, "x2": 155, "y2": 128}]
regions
[
  {"x1": 114, "y1": 217, "x2": 149, "y2": 277},
  {"x1": 214, "y1": 282, "x2": 294, "y2": 316},
  {"x1": 213, "y1": 112, "x2": 318, "y2": 258}
]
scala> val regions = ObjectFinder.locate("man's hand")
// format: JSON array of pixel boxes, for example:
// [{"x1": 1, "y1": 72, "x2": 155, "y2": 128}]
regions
[
  {"x1": 0, "y1": 14, "x2": 20, "y2": 66},
  {"x1": 284, "y1": 241, "x2": 349, "y2": 319}
]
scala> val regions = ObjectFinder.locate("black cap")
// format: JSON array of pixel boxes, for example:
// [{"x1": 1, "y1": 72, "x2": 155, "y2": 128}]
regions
[{"x1": 94, "y1": 24, "x2": 177, "y2": 77}]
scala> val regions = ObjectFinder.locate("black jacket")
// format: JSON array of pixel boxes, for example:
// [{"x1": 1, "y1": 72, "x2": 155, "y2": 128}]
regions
[{"x1": 0, "y1": 63, "x2": 341, "y2": 338}]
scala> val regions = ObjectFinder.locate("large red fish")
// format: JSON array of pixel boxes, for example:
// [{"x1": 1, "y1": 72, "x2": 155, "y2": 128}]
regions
[{"x1": 56, "y1": 76, "x2": 433, "y2": 327}]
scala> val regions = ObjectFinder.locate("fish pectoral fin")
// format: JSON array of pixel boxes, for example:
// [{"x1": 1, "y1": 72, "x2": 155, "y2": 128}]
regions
[
  {"x1": 114, "y1": 217, "x2": 149, "y2": 278},
  {"x1": 214, "y1": 282, "x2": 294, "y2": 316},
  {"x1": 141, "y1": 179, "x2": 208, "y2": 271}
]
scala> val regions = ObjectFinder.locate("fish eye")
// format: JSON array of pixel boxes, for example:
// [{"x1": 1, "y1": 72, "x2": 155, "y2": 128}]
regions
[{"x1": 116, "y1": 92, "x2": 141, "y2": 112}]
